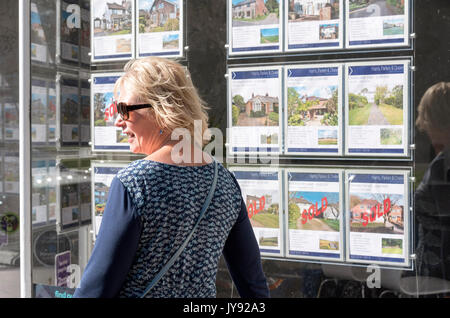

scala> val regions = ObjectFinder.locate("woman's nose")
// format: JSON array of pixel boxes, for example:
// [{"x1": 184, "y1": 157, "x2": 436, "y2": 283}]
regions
[{"x1": 114, "y1": 114, "x2": 124, "y2": 127}]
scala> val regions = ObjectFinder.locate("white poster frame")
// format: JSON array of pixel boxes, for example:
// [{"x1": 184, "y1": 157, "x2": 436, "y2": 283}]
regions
[
  {"x1": 344, "y1": 59, "x2": 410, "y2": 158},
  {"x1": 344, "y1": 168, "x2": 411, "y2": 267},
  {"x1": 227, "y1": 65, "x2": 283, "y2": 156},
  {"x1": 136, "y1": 0, "x2": 184, "y2": 59},
  {"x1": 229, "y1": 165, "x2": 284, "y2": 258},
  {"x1": 90, "y1": 0, "x2": 135, "y2": 63},
  {"x1": 228, "y1": 0, "x2": 284, "y2": 56},
  {"x1": 284, "y1": 63, "x2": 343, "y2": 156},
  {"x1": 285, "y1": 0, "x2": 344, "y2": 53},
  {"x1": 285, "y1": 167, "x2": 344, "y2": 262},
  {"x1": 90, "y1": 72, "x2": 130, "y2": 153},
  {"x1": 345, "y1": 0, "x2": 410, "y2": 50}
]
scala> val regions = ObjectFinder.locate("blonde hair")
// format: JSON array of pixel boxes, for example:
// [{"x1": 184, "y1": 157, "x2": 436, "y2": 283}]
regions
[
  {"x1": 115, "y1": 57, "x2": 211, "y2": 146},
  {"x1": 416, "y1": 82, "x2": 450, "y2": 134}
]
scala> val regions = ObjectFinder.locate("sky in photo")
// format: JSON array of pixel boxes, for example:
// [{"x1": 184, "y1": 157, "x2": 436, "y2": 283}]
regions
[
  {"x1": 261, "y1": 28, "x2": 279, "y2": 37},
  {"x1": 290, "y1": 191, "x2": 339, "y2": 205},
  {"x1": 292, "y1": 85, "x2": 337, "y2": 99}
]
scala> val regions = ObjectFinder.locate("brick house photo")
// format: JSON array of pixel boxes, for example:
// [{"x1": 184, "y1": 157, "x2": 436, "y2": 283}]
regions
[{"x1": 232, "y1": 0, "x2": 268, "y2": 19}]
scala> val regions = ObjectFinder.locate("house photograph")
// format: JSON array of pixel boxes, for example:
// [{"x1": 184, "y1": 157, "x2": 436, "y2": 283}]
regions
[
  {"x1": 350, "y1": 193, "x2": 404, "y2": 234},
  {"x1": 139, "y1": 0, "x2": 180, "y2": 33},
  {"x1": 287, "y1": 85, "x2": 338, "y2": 127},
  {"x1": 93, "y1": 0, "x2": 132, "y2": 37},
  {"x1": 232, "y1": 0, "x2": 279, "y2": 26},
  {"x1": 288, "y1": 191, "x2": 340, "y2": 232},
  {"x1": 289, "y1": 0, "x2": 339, "y2": 21},
  {"x1": 242, "y1": 189, "x2": 279, "y2": 230},
  {"x1": 232, "y1": 92, "x2": 279, "y2": 127}
]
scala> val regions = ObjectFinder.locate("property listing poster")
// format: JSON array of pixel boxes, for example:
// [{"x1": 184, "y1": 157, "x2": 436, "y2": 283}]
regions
[
  {"x1": 231, "y1": 168, "x2": 283, "y2": 256},
  {"x1": 60, "y1": 0, "x2": 80, "y2": 63},
  {"x1": 92, "y1": 164, "x2": 127, "y2": 239},
  {"x1": 79, "y1": 182, "x2": 91, "y2": 225},
  {"x1": 345, "y1": 60, "x2": 409, "y2": 156},
  {"x1": 137, "y1": 0, "x2": 183, "y2": 58},
  {"x1": 31, "y1": 79, "x2": 47, "y2": 144},
  {"x1": 80, "y1": 80, "x2": 91, "y2": 145},
  {"x1": 285, "y1": 64, "x2": 342, "y2": 155},
  {"x1": 81, "y1": 0, "x2": 91, "y2": 65},
  {"x1": 346, "y1": 170, "x2": 410, "y2": 266},
  {"x1": 91, "y1": 73, "x2": 129, "y2": 152},
  {"x1": 3, "y1": 103, "x2": 19, "y2": 141},
  {"x1": 91, "y1": 0, "x2": 134, "y2": 61},
  {"x1": 286, "y1": 0, "x2": 343, "y2": 52},
  {"x1": 48, "y1": 82, "x2": 57, "y2": 144},
  {"x1": 287, "y1": 169, "x2": 343, "y2": 261},
  {"x1": 32, "y1": 160, "x2": 48, "y2": 226},
  {"x1": 229, "y1": 0, "x2": 283, "y2": 55},
  {"x1": 60, "y1": 179, "x2": 80, "y2": 230},
  {"x1": 4, "y1": 154, "x2": 19, "y2": 194},
  {"x1": 228, "y1": 67, "x2": 281, "y2": 154},
  {"x1": 346, "y1": 0, "x2": 409, "y2": 48},
  {"x1": 48, "y1": 160, "x2": 57, "y2": 223},
  {"x1": 0, "y1": 156, "x2": 3, "y2": 193},
  {"x1": 31, "y1": 2, "x2": 50, "y2": 63},
  {"x1": 60, "y1": 77, "x2": 80, "y2": 146}
]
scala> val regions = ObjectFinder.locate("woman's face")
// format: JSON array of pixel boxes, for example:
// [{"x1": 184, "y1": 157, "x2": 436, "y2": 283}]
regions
[{"x1": 114, "y1": 82, "x2": 161, "y2": 155}]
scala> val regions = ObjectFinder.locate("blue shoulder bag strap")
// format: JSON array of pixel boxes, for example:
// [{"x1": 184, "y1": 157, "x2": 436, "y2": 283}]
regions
[{"x1": 140, "y1": 159, "x2": 218, "y2": 298}]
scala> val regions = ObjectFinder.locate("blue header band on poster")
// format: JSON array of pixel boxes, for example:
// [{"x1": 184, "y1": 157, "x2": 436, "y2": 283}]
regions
[
  {"x1": 289, "y1": 172, "x2": 339, "y2": 182},
  {"x1": 288, "y1": 67, "x2": 338, "y2": 77},
  {"x1": 349, "y1": 38, "x2": 405, "y2": 46},
  {"x1": 232, "y1": 147, "x2": 279, "y2": 152},
  {"x1": 288, "y1": 42, "x2": 339, "y2": 49},
  {"x1": 232, "y1": 70, "x2": 279, "y2": 80},
  {"x1": 350, "y1": 174, "x2": 404, "y2": 184},
  {"x1": 350, "y1": 254, "x2": 405, "y2": 263},
  {"x1": 139, "y1": 51, "x2": 180, "y2": 57},
  {"x1": 232, "y1": 45, "x2": 279, "y2": 52},
  {"x1": 233, "y1": 171, "x2": 278, "y2": 181},
  {"x1": 349, "y1": 64, "x2": 404, "y2": 76},
  {"x1": 287, "y1": 148, "x2": 338, "y2": 153},
  {"x1": 289, "y1": 250, "x2": 340, "y2": 258},
  {"x1": 348, "y1": 148, "x2": 404, "y2": 153},
  {"x1": 93, "y1": 76, "x2": 121, "y2": 85},
  {"x1": 32, "y1": 79, "x2": 46, "y2": 87},
  {"x1": 94, "y1": 145, "x2": 130, "y2": 150},
  {"x1": 94, "y1": 54, "x2": 132, "y2": 60},
  {"x1": 259, "y1": 248, "x2": 280, "y2": 254},
  {"x1": 95, "y1": 167, "x2": 123, "y2": 175}
]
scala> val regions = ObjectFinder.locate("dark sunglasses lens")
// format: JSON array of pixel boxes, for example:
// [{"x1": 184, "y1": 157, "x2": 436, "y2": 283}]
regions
[{"x1": 117, "y1": 102, "x2": 128, "y2": 120}]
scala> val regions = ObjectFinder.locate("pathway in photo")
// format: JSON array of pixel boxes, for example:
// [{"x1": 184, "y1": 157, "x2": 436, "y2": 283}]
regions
[
  {"x1": 233, "y1": 13, "x2": 279, "y2": 27},
  {"x1": 368, "y1": 103, "x2": 389, "y2": 125},
  {"x1": 296, "y1": 217, "x2": 334, "y2": 231},
  {"x1": 350, "y1": 0, "x2": 397, "y2": 18}
]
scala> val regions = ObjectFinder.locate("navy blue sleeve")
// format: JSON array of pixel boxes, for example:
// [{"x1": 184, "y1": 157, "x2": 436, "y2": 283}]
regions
[
  {"x1": 73, "y1": 177, "x2": 142, "y2": 298},
  {"x1": 222, "y1": 173, "x2": 270, "y2": 298}
]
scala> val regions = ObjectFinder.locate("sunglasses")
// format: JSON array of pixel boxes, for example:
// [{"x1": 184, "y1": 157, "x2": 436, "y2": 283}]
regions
[{"x1": 115, "y1": 102, "x2": 153, "y2": 120}]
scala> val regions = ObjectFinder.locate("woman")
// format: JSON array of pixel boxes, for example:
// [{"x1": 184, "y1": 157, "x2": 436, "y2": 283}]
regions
[
  {"x1": 74, "y1": 57, "x2": 269, "y2": 298},
  {"x1": 414, "y1": 82, "x2": 450, "y2": 283}
]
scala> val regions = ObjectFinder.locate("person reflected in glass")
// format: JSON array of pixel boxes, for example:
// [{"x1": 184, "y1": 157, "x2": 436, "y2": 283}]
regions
[
  {"x1": 414, "y1": 82, "x2": 450, "y2": 283},
  {"x1": 73, "y1": 57, "x2": 269, "y2": 298}
]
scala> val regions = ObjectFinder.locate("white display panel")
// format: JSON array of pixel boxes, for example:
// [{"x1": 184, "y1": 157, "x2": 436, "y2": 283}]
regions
[
  {"x1": 228, "y1": 66, "x2": 282, "y2": 155},
  {"x1": 228, "y1": 0, "x2": 283, "y2": 56},
  {"x1": 136, "y1": 0, "x2": 184, "y2": 58},
  {"x1": 286, "y1": 168, "x2": 344, "y2": 261},
  {"x1": 90, "y1": 72, "x2": 130, "y2": 152},
  {"x1": 91, "y1": 162, "x2": 129, "y2": 241},
  {"x1": 91, "y1": 0, "x2": 134, "y2": 62},
  {"x1": 31, "y1": 79, "x2": 48, "y2": 144},
  {"x1": 285, "y1": 0, "x2": 344, "y2": 52},
  {"x1": 345, "y1": 169, "x2": 410, "y2": 267},
  {"x1": 345, "y1": 0, "x2": 410, "y2": 49},
  {"x1": 344, "y1": 60, "x2": 410, "y2": 157},
  {"x1": 285, "y1": 63, "x2": 342, "y2": 156},
  {"x1": 230, "y1": 167, "x2": 284, "y2": 257}
]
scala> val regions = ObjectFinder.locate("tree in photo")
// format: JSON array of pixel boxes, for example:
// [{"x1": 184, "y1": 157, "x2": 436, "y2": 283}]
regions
[
  {"x1": 265, "y1": 0, "x2": 279, "y2": 14},
  {"x1": 322, "y1": 88, "x2": 338, "y2": 126}
]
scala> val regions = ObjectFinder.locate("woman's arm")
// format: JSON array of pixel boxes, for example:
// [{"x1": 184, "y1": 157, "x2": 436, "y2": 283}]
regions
[
  {"x1": 222, "y1": 173, "x2": 270, "y2": 298},
  {"x1": 73, "y1": 177, "x2": 142, "y2": 298}
]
